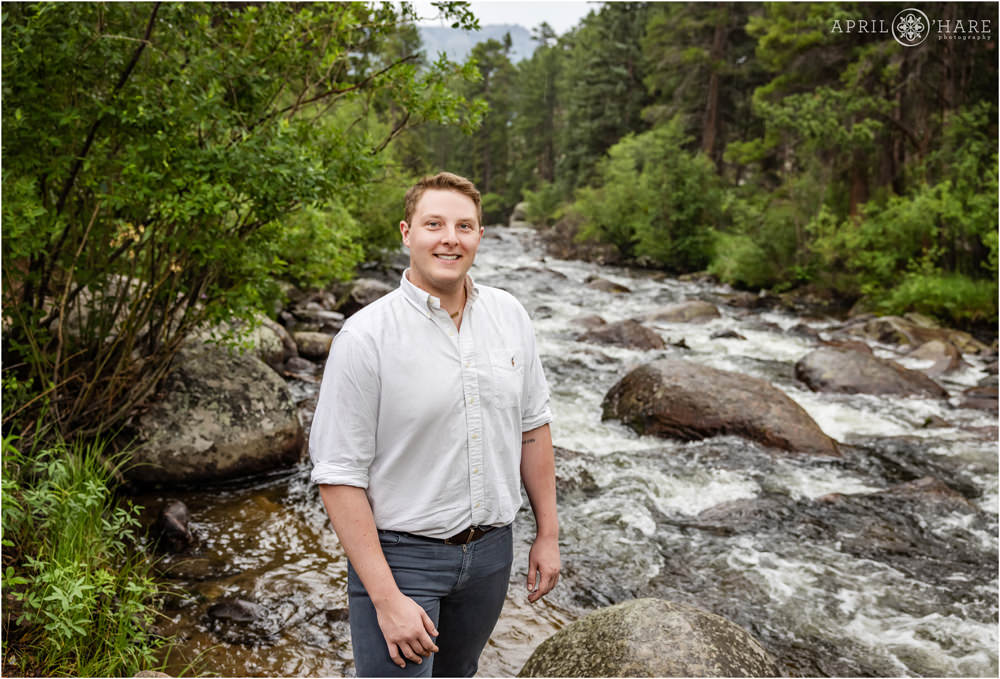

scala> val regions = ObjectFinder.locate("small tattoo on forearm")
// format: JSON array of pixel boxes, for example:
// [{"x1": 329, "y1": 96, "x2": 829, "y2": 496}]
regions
[{"x1": 522, "y1": 437, "x2": 536, "y2": 446}]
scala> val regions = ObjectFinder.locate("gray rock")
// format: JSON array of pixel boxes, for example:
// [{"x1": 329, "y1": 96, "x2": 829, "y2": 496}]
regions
[
  {"x1": 710, "y1": 329, "x2": 746, "y2": 341},
  {"x1": 128, "y1": 343, "x2": 304, "y2": 485},
  {"x1": 585, "y1": 276, "x2": 632, "y2": 294},
  {"x1": 519, "y1": 598, "x2": 780, "y2": 677},
  {"x1": 207, "y1": 598, "x2": 266, "y2": 623},
  {"x1": 284, "y1": 356, "x2": 320, "y2": 373},
  {"x1": 787, "y1": 323, "x2": 821, "y2": 341},
  {"x1": 960, "y1": 383, "x2": 998, "y2": 412},
  {"x1": 907, "y1": 340, "x2": 966, "y2": 376},
  {"x1": 570, "y1": 314, "x2": 608, "y2": 331},
  {"x1": 154, "y1": 500, "x2": 194, "y2": 552},
  {"x1": 293, "y1": 331, "x2": 333, "y2": 361},
  {"x1": 795, "y1": 346, "x2": 948, "y2": 398},
  {"x1": 340, "y1": 278, "x2": 394, "y2": 317},
  {"x1": 578, "y1": 319, "x2": 665, "y2": 351},
  {"x1": 603, "y1": 359, "x2": 839, "y2": 456},
  {"x1": 641, "y1": 300, "x2": 721, "y2": 324},
  {"x1": 509, "y1": 201, "x2": 529, "y2": 225},
  {"x1": 133, "y1": 672, "x2": 172, "y2": 678}
]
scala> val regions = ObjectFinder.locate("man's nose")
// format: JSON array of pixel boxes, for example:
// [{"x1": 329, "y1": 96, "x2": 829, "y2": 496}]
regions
[{"x1": 441, "y1": 224, "x2": 459, "y2": 244}]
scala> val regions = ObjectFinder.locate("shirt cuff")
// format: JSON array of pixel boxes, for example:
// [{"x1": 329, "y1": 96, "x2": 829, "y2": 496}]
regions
[
  {"x1": 521, "y1": 407, "x2": 553, "y2": 433},
  {"x1": 310, "y1": 462, "x2": 370, "y2": 488}
]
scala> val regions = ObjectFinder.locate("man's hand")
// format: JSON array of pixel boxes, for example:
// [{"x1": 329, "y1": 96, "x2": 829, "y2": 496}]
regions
[
  {"x1": 526, "y1": 534, "x2": 561, "y2": 603},
  {"x1": 375, "y1": 592, "x2": 439, "y2": 668}
]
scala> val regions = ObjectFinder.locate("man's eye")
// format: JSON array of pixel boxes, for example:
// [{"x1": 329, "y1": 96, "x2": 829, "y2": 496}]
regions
[
  {"x1": 427, "y1": 221, "x2": 439, "y2": 227},
  {"x1": 459, "y1": 223, "x2": 472, "y2": 230}
]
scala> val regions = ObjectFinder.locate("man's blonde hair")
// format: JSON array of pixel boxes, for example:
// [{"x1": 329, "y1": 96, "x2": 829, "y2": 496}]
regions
[{"x1": 403, "y1": 172, "x2": 482, "y2": 226}]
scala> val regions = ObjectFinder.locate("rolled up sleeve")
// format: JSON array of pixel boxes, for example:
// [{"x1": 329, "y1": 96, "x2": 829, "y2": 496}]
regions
[
  {"x1": 520, "y1": 318, "x2": 553, "y2": 433},
  {"x1": 308, "y1": 329, "x2": 379, "y2": 487}
]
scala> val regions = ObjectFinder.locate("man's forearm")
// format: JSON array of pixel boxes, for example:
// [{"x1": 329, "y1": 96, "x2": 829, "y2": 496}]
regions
[
  {"x1": 521, "y1": 423, "x2": 558, "y2": 537},
  {"x1": 318, "y1": 484, "x2": 400, "y2": 604}
]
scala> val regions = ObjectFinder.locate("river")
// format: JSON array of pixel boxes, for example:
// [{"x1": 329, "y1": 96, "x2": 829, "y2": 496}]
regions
[{"x1": 139, "y1": 227, "x2": 998, "y2": 677}]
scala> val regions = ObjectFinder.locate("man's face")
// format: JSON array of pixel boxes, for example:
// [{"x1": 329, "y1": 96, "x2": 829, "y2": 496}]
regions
[{"x1": 401, "y1": 189, "x2": 483, "y2": 299}]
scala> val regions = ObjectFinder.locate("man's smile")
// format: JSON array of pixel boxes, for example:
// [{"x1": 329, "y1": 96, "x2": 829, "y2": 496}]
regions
[{"x1": 435, "y1": 254, "x2": 461, "y2": 260}]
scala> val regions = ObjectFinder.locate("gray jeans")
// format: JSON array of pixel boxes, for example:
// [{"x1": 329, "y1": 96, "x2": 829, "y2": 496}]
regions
[{"x1": 347, "y1": 524, "x2": 513, "y2": 677}]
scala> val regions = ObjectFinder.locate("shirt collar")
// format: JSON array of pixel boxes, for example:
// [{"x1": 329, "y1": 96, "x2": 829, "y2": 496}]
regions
[{"x1": 399, "y1": 268, "x2": 479, "y2": 313}]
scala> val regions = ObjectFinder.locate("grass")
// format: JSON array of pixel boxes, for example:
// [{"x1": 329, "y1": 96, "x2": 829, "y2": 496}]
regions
[{"x1": 2, "y1": 432, "x2": 169, "y2": 676}]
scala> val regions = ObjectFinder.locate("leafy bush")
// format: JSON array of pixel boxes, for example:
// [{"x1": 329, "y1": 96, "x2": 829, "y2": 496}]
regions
[
  {"x1": 708, "y1": 231, "x2": 776, "y2": 290},
  {"x1": 2, "y1": 435, "x2": 165, "y2": 676},
  {"x1": 878, "y1": 271, "x2": 997, "y2": 325},
  {"x1": 522, "y1": 181, "x2": 564, "y2": 228},
  {"x1": 574, "y1": 118, "x2": 722, "y2": 271}
]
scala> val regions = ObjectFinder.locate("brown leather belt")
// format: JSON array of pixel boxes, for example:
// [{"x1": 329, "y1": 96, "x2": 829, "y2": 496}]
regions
[{"x1": 443, "y1": 525, "x2": 496, "y2": 545}]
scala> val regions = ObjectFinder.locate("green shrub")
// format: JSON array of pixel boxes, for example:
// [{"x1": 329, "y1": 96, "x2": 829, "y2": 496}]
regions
[
  {"x1": 878, "y1": 271, "x2": 997, "y2": 325},
  {"x1": 708, "y1": 231, "x2": 776, "y2": 290},
  {"x1": 521, "y1": 181, "x2": 564, "y2": 228},
  {"x1": 2, "y1": 434, "x2": 166, "y2": 677},
  {"x1": 574, "y1": 118, "x2": 722, "y2": 270}
]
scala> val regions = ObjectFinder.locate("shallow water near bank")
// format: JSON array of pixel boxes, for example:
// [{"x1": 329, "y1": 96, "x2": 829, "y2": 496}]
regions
[{"x1": 136, "y1": 227, "x2": 997, "y2": 677}]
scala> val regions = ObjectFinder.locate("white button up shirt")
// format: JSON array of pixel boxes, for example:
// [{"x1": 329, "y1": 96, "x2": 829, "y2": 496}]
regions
[{"x1": 309, "y1": 270, "x2": 552, "y2": 539}]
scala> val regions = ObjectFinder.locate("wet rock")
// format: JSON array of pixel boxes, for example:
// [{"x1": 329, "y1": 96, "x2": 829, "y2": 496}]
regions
[
  {"x1": 293, "y1": 331, "x2": 333, "y2": 361},
  {"x1": 208, "y1": 599, "x2": 266, "y2": 623},
  {"x1": 795, "y1": 346, "x2": 947, "y2": 398},
  {"x1": 128, "y1": 342, "x2": 304, "y2": 485},
  {"x1": 577, "y1": 319, "x2": 666, "y2": 351},
  {"x1": 691, "y1": 496, "x2": 794, "y2": 535},
  {"x1": 984, "y1": 359, "x2": 998, "y2": 375},
  {"x1": 710, "y1": 329, "x2": 746, "y2": 340},
  {"x1": 509, "y1": 201, "x2": 529, "y2": 225},
  {"x1": 157, "y1": 554, "x2": 232, "y2": 581},
  {"x1": 787, "y1": 323, "x2": 821, "y2": 341},
  {"x1": 531, "y1": 305, "x2": 554, "y2": 319},
  {"x1": 640, "y1": 300, "x2": 721, "y2": 324},
  {"x1": 585, "y1": 276, "x2": 631, "y2": 293},
  {"x1": 720, "y1": 291, "x2": 778, "y2": 311},
  {"x1": 284, "y1": 356, "x2": 320, "y2": 374},
  {"x1": 959, "y1": 383, "x2": 998, "y2": 412},
  {"x1": 338, "y1": 278, "x2": 394, "y2": 317},
  {"x1": 838, "y1": 315, "x2": 989, "y2": 354},
  {"x1": 133, "y1": 672, "x2": 171, "y2": 678},
  {"x1": 154, "y1": 500, "x2": 195, "y2": 552},
  {"x1": 907, "y1": 340, "x2": 966, "y2": 376},
  {"x1": 206, "y1": 598, "x2": 278, "y2": 645},
  {"x1": 569, "y1": 314, "x2": 607, "y2": 331},
  {"x1": 819, "y1": 338, "x2": 873, "y2": 354},
  {"x1": 602, "y1": 359, "x2": 840, "y2": 457},
  {"x1": 518, "y1": 598, "x2": 780, "y2": 677},
  {"x1": 840, "y1": 436, "x2": 980, "y2": 498}
]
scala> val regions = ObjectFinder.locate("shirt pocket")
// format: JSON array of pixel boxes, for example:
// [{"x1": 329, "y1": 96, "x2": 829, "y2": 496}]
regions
[{"x1": 489, "y1": 348, "x2": 524, "y2": 409}]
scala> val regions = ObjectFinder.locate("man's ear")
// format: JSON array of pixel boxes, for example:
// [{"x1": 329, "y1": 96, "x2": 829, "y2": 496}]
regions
[{"x1": 400, "y1": 221, "x2": 410, "y2": 247}]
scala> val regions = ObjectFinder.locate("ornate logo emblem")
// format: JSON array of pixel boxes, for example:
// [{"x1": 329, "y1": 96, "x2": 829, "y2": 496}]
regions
[{"x1": 892, "y1": 8, "x2": 931, "y2": 46}]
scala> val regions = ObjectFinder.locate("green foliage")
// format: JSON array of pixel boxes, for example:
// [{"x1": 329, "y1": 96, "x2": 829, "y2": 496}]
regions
[
  {"x1": 2, "y1": 2, "x2": 482, "y2": 443},
  {"x1": 2, "y1": 434, "x2": 165, "y2": 676},
  {"x1": 480, "y1": 192, "x2": 506, "y2": 225},
  {"x1": 575, "y1": 119, "x2": 722, "y2": 270},
  {"x1": 521, "y1": 181, "x2": 564, "y2": 228},
  {"x1": 878, "y1": 271, "x2": 997, "y2": 325},
  {"x1": 708, "y1": 231, "x2": 776, "y2": 290}
]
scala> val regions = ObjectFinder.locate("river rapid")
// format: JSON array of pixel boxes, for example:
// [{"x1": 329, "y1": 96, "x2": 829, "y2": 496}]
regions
[{"x1": 139, "y1": 227, "x2": 998, "y2": 677}]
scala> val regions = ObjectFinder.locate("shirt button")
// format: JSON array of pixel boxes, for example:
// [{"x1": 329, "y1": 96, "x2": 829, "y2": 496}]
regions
[
  {"x1": 465, "y1": 361, "x2": 471, "y2": 368},
  {"x1": 474, "y1": 502, "x2": 481, "y2": 508},
  {"x1": 471, "y1": 433, "x2": 479, "y2": 440},
  {"x1": 473, "y1": 468, "x2": 479, "y2": 474}
]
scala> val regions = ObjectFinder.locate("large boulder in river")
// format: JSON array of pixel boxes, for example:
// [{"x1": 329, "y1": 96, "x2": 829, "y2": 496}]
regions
[
  {"x1": 603, "y1": 359, "x2": 839, "y2": 456},
  {"x1": 640, "y1": 300, "x2": 721, "y2": 324},
  {"x1": 795, "y1": 346, "x2": 947, "y2": 398},
  {"x1": 128, "y1": 343, "x2": 303, "y2": 485},
  {"x1": 578, "y1": 319, "x2": 665, "y2": 351},
  {"x1": 518, "y1": 598, "x2": 779, "y2": 677}
]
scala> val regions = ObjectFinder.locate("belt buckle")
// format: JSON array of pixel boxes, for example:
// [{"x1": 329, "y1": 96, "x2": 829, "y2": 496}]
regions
[{"x1": 464, "y1": 526, "x2": 478, "y2": 544}]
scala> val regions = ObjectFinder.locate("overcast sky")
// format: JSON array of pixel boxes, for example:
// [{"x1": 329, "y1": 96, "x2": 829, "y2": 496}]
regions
[{"x1": 412, "y1": 1, "x2": 600, "y2": 35}]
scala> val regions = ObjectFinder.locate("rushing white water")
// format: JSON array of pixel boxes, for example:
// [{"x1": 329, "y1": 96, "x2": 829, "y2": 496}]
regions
[{"x1": 470, "y1": 227, "x2": 998, "y2": 677}]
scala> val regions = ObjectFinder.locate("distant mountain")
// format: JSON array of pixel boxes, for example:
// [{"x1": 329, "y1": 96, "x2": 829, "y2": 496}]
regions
[{"x1": 418, "y1": 24, "x2": 536, "y2": 63}]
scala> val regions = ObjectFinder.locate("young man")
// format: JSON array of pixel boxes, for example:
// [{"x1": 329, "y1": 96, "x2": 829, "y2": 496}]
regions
[{"x1": 309, "y1": 172, "x2": 560, "y2": 677}]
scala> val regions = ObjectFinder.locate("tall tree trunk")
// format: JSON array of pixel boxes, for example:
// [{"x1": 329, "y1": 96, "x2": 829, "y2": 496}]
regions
[{"x1": 702, "y1": 8, "x2": 727, "y2": 166}]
